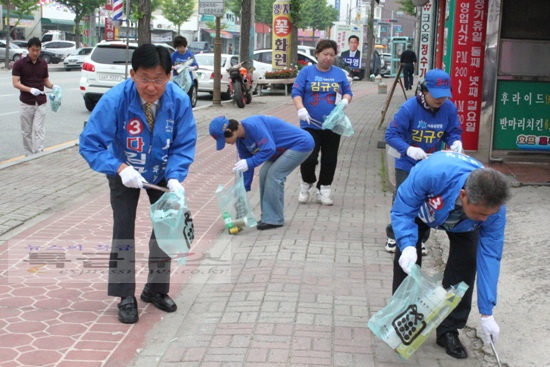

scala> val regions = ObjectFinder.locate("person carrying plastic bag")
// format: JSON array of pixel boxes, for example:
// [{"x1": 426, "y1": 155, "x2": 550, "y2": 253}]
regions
[
  {"x1": 209, "y1": 115, "x2": 314, "y2": 230},
  {"x1": 292, "y1": 39, "x2": 353, "y2": 206},
  {"x1": 79, "y1": 44, "x2": 197, "y2": 325},
  {"x1": 171, "y1": 35, "x2": 198, "y2": 101},
  {"x1": 390, "y1": 151, "x2": 510, "y2": 359}
]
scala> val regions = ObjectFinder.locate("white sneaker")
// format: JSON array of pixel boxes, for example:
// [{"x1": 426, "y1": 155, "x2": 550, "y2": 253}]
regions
[
  {"x1": 299, "y1": 181, "x2": 312, "y2": 203},
  {"x1": 318, "y1": 185, "x2": 333, "y2": 206},
  {"x1": 421, "y1": 242, "x2": 428, "y2": 256},
  {"x1": 385, "y1": 238, "x2": 397, "y2": 253}
]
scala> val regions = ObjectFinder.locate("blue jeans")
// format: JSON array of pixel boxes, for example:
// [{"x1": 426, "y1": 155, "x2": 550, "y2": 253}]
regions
[{"x1": 259, "y1": 149, "x2": 312, "y2": 225}]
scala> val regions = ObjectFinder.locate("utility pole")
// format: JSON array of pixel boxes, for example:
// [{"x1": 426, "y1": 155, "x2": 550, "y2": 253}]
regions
[{"x1": 213, "y1": 16, "x2": 221, "y2": 105}]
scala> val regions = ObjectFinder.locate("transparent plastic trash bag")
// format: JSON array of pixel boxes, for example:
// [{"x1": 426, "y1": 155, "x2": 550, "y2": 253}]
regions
[
  {"x1": 173, "y1": 58, "x2": 194, "y2": 93},
  {"x1": 215, "y1": 172, "x2": 257, "y2": 234},
  {"x1": 150, "y1": 189, "x2": 194, "y2": 266},
  {"x1": 368, "y1": 264, "x2": 468, "y2": 359},
  {"x1": 49, "y1": 87, "x2": 62, "y2": 112},
  {"x1": 322, "y1": 102, "x2": 354, "y2": 137}
]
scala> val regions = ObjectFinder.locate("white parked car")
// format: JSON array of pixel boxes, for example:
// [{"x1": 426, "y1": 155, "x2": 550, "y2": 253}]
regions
[
  {"x1": 79, "y1": 41, "x2": 197, "y2": 111},
  {"x1": 298, "y1": 45, "x2": 316, "y2": 57},
  {"x1": 252, "y1": 49, "x2": 318, "y2": 80},
  {"x1": 42, "y1": 41, "x2": 78, "y2": 59},
  {"x1": 63, "y1": 47, "x2": 93, "y2": 70},
  {"x1": 194, "y1": 53, "x2": 240, "y2": 99}
]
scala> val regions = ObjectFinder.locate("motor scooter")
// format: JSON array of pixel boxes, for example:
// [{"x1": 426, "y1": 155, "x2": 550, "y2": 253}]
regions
[{"x1": 226, "y1": 61, "x2": 253, "y2": 108}]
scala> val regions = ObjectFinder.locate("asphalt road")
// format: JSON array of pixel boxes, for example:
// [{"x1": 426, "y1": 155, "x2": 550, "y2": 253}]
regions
[{"x1": 0, "y1": 64, "x2": 213, "y2": 163}]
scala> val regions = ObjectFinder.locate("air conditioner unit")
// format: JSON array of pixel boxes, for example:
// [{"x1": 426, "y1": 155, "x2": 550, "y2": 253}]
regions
[{"x1": 412, "y1": 0, "x2": 430, "y2": 6}]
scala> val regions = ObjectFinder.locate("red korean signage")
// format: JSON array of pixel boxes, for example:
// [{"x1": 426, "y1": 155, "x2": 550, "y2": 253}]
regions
[
  {"x1": 104, "y1": 17, "x2": 116, "y2": 41},
  {"x1": 450, "y1": 0, "x2": 488, "y2": 151}
]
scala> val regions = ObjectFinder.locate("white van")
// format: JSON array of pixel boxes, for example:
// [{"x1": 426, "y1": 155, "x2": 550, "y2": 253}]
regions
[{"x1": 41, "y1": 31, "x2": 66, "y2": 43}]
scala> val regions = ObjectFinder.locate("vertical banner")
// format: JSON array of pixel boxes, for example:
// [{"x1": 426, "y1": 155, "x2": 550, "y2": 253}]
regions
[
  {"x1": 418, "y1": 0, "x2": 436, "y2": 78},
  {"x1": 104, "y1": 17, "x2": 115, "y2": 40},
  {"x1": 272, "y1": 0, "x2": 292, "y2": 70},
  {"x1": 330, "y1": 24, "x2": 363, "y2": 69},
  {"x1": 450, "y1": 0, "x2": 488, "y2": 150},
  {"x1": 442, "y1": 0, "x2": 456, "y2": 72}
]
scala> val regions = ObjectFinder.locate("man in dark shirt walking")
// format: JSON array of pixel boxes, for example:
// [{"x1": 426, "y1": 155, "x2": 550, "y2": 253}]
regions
[
  {"x1": 400, "y1": 44, "x2": 417, "y2": 90},
  {"x1": 12, "y1": 37, "x2": 59, "y2": 156}
]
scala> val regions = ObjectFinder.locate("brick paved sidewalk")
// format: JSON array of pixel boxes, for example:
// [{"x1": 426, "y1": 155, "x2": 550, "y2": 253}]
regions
[{"x1": 0, "y1": 80, "x2": 486, "y2": 366}]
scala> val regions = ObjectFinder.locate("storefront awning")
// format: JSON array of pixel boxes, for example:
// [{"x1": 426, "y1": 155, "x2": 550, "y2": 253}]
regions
[
  {"x1": 41, "y1": 18, "x2": 75, "y2": 26},
  {"x1": 3, "y1": 9, "x2": 34, "y2": 20},
  {"x1": 205, "y1": 29, "x2": 233, "y2": 39}
]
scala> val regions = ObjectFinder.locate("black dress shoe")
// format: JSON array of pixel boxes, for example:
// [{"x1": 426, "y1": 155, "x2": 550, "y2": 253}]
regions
[
  {"x1": 140, "y1": 284, "x2": 177, "y2": 312},
  {"x1": 256, "y1": 222, "x2": 283, "y2": 230},
  {"x1": 118, "y1": 296, "x2": 138, "y2": 324},
  {"x1": 436, "y1": 331, "x2": 468, "y2": 359}
]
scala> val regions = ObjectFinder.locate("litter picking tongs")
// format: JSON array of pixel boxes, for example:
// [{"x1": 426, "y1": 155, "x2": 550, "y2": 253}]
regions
[
  {"x1": 309, "y1": 117, "x2": 323, "y2": 128},
  {"x1": 490, "y1": 337, "x2": 503, "y2": 367},
  {"x1": 143, "y1": 183, "x2": 170, "y2": 192}
]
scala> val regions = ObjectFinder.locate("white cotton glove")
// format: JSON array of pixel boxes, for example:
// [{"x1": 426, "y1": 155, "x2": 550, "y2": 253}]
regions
[
  {"x1": 398, "y1": 246, "x2": 418, "y2": 274},
  {"x1": 480, "y1": 315, "x2": 500, "y2": 344},
  {"x1": 340, "y1": 99, "x2": 349, "y2": 110},
  {"x1": 52, "y1": 85, "x2": 61, "y2": 90},
  {"x1": 233, "y1": 159, "x2": 248, "y2": 173},
  {"x1": 167, "y1": 178, "x2": 184, "y2": 194},
  {"x1": 30, "y1": 88, "x2": 44, "y2": 96},
  {"x1": 119, "y1": 166, "x2": 146, "y2": 189},
  {"x1": 191, "y1": 66, "x2": 198, "y2": 71},
  {"x1": 297, "y1": 108, "x2": 311, "y2": 124},
  {"x1": 406, "y1": 146, "x2": 428, "y2": 161},
  {"x1": 450, "y1": 140, "x2": 463, "y2": 153}
]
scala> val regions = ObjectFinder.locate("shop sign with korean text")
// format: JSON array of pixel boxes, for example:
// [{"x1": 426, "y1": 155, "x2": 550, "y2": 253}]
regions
[
  {"x1": 419, "y1": 0, "x2": 436, "y2": 79},
  {"x1": 450, "y1": 0, "x2": 488, "y2": 150},
  {"x1": 199, "y1": 0, "x2": 224, "y2": 16},
  {"x1": 493, "y1": 80, "x2": 550, "y2": 151},
  {"x1": 272, "y1": 0, "x2": 292, "y2": 70}
]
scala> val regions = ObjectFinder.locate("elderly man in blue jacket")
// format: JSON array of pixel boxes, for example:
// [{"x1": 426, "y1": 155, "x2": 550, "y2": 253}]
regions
[
  {"x1": 80, "y1": 44, "x2": 197, "y2": 324},
  {"x1": 391, "y1": 151, "x2": 510, "y2": 359}
]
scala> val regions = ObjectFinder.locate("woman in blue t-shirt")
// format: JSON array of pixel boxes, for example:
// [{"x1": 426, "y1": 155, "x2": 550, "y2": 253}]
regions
[
  {"x1": 209, "y1": 115, "x2": 314, "y2": 230},
  {"x1": 292, "y1": 39, "x2": 353, "y2": 206}
]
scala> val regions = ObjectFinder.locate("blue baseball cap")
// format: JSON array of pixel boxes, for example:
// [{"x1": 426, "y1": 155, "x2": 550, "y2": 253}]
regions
[
  {"x1": 209, "y1": 116, "x2": 229, "y2": 151},
  {"x1": 423, "y1": 69, "x2": 452, "y2": 99}
]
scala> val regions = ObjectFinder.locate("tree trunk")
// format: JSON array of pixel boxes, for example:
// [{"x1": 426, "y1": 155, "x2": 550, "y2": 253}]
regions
[
  {"x1": 5, "y1": 5, "x2": 11, "y2": 69},
  {"x1": 290, "y1": 25, "x2": 298, "y2": 66},
  {"x1": 74, "y1": 20, "x2": 81, "y2": 48},
  {"x1": 240, "y1": 0, "x2": 255, "y2": 71},
  {"x1": 137, "y1": 0, "x2": 152, "y2": 45}
]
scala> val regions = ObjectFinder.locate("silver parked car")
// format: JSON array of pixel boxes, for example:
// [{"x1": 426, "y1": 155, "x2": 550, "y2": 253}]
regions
[
  {"x1": 63, "y1": 47, "x2": 93, "y2": 70},
  {"x1": 0, "y1": 40, "x2": 28, "y2": 61}
]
